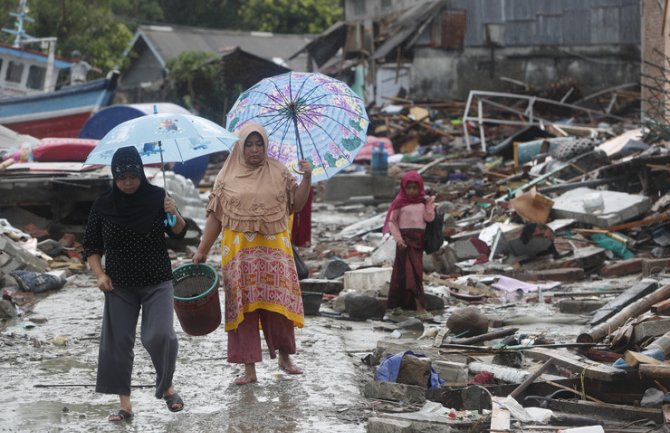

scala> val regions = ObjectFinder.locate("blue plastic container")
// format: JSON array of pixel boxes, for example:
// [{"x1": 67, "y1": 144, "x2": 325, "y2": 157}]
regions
[{"x1": 371, "y1": 142, "x2": 388, "y2": 176}]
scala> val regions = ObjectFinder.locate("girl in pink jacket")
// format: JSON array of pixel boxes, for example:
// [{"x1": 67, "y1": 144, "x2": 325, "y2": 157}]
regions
[{"x1": 383, "y1": 171, "x2": 436, "y2": 319}]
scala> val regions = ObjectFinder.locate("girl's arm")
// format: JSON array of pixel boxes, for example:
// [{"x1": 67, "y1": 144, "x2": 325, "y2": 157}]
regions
[
  {"x1": 388, "y1": 209, "x2": 406, "y2": 247},
  {"x1": 424, "y1": 197, "x2": 436, "y2": 222}
]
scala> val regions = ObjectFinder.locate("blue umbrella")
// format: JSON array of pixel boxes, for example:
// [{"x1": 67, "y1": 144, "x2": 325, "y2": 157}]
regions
[
  {"x1": 84, "y1": 110, "x2": 238, "y2": 225},
  {"x1": 227, "y1": 72, "x2": 369, "y2": 183}
]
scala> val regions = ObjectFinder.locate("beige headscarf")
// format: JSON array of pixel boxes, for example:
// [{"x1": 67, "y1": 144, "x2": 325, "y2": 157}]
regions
[{"x1": 207, "y1": 121, "x2": 297, "y2": 234}]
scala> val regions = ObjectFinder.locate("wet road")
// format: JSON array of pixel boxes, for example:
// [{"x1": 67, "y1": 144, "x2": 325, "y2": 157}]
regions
[{"x1": 1, "y1": 274, "x2": 383, "y2": 432}]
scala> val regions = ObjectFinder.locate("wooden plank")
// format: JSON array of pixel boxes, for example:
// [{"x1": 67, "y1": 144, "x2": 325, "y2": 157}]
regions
[
  {"x1": 624, "y1": 350, "x2": 663, "y2": 368},
  {"x1": 526, "y1": 348, "x2": 626, "y2": 382},
  {"x1": 509, "y1": 361, "x2": 553, "y2": 399},
  {"x1": 639, "y1": 364, "x2": 670, "y2": 379},
  {"x1": 546, "y1": 399, "x2": 663, "y2": 424}
]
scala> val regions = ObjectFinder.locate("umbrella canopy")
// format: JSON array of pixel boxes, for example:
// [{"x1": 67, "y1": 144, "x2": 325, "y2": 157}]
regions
[
  {"x1": 226, "y1": 71, "x2": 369, "y2": 183},
  {"x1": 84, "y1": 112, "x2": 238, "y2": 167}
]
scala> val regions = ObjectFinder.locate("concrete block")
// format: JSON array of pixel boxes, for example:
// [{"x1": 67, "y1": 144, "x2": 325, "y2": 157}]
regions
[
  {"x1": 643, "y1": 258, "x2": 670, "y2": 277},
  {"x1": 557, "y1": 299, "x2": 607, "y2": 314},
  {"x1": 452, "y1": 239, "x2": 481, "y2": 260},
  {"x1": 397, "y1": 355, "x2": 431, "y2": 388},
  {"x1": 367, "y1": 417, "x2": 413, "y2": 433},
  {"x1": 363, "y1": 381, "x2": 426, "y2": 405},
  {"x1": 599, "y1": 259, "x2": 643, "y2": 278},
  {"x1": 324, "y1": 174, "x2": 396, "y2": 202},
  {"x1": 432, "y1": 360, "x2": 468, "y2": 384},
  {"x1": 515, "y1": 267, "x2": 585, "y2": 282},
  {"x1": 632, "y1": 319, "x2": 670, "y2": 345},
  {"x1": 344, "y1": 267, "x2": 392, "y2": 292},
  {"x1": 299, "y1": 278, "x2": 344, "y2": 294},
  {"x1": 551, "y1": 188, "x2": 652, "y2": 228},
  {"x1": 555, "y1": 246, "x2": 606, "y2": 271}
]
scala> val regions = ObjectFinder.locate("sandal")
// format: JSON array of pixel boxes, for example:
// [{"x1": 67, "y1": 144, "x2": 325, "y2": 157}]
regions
[
  {"x1": 416, "y1": 312, "x2": 434, "y2": 321},
  {"x1": 233, "y1": 375, "x2": 258, "y2": 386},
  {"x1": 108, "y1": 409, "x2": 133, "y2": 422},
  {"x1": 163, "y1": 392, "x2": 184, "y2": 412}
]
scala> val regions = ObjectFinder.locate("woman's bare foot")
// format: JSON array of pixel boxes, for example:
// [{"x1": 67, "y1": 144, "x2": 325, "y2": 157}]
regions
[
  {"x1": 278, "y1": 352, "x2": 303, "y2": 375},
  {"x1": 233, "y1": 375, "x2": 258, "y2": 385},
  {"x1": 234, "y1": 363, "x2": 257, "y2": 385}
]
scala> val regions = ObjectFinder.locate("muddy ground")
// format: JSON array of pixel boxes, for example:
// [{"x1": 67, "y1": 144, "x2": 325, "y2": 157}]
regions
[
  {"x1": 1, "y1": 199, "x2": 657, "y2": 433},
  {"x1": 0, "y1": 268, "x2": 391, "y2": 433}
]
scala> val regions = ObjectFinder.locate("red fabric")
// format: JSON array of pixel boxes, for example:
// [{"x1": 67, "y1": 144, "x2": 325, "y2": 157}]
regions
[
  {"x1": 387, "y1": 229, "x2": 426, "y2": 310},
  {"x1": 291, "y1": 187, "x2": 313, "y2": 247},
  {"x1": 470, "y1": 371, "x2": 496, "y2": 385},
  {"x1": 227, "y1": 310, "x2": 296, "y2": 364},
  {"x1": 383, "y1": 171, "x2": 426, "y2": 233}
]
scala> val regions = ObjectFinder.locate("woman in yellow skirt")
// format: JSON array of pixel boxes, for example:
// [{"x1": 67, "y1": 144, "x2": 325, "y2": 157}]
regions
[{"x1": 193, "y1": 122, "x2": 312, "y2": 385}]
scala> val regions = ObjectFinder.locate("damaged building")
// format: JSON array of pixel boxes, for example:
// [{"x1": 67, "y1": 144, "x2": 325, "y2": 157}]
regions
[{"x1": 297, "y1": 0, "x2": 641, "y2": 105}]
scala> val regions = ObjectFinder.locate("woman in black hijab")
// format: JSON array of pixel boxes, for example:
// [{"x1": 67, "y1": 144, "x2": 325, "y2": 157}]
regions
[{"x1": 83, "y1": 146, "x2": 187, "y2": 422}]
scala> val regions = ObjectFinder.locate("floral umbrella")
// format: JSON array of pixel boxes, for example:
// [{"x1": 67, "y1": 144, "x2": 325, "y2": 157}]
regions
[{"x1": 226, "y1": 72, "x2": 369, "y2": 183}]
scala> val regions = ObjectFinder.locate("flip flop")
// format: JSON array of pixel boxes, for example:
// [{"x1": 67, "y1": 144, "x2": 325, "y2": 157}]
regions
[
  {"x1": 416, "y1": 312, "x2": 434, "y2": 321},
  {"x1": 108, "y1": 409, "x2": 133, "y2": 422},
  {"x1": 233, "y1": 375, "x2": 258, "y2": 386},
  {"x1": 163, "y1": 392, "x2": 184, "y2": 412}
]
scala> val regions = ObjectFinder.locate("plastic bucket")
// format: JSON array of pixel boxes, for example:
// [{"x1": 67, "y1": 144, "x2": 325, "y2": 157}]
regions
[{"x1": 172, "y1": 263, "x2": 221, "y2": 336}]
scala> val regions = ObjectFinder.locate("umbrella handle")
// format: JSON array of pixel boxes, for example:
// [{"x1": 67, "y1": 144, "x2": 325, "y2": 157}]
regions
[{"x1": 164, "y1": 212, "x2": 177, "y2": 227}]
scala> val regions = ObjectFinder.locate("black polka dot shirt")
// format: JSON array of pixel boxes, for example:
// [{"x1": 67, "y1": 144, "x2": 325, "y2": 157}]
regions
[{"x1": 83, "y1": 209, "x2": 186, "y2": 289}]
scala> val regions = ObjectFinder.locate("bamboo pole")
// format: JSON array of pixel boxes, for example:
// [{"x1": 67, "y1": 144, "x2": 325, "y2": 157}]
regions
[{"x1": 577, "y1": 284, "x2": 670, "y2": 343}]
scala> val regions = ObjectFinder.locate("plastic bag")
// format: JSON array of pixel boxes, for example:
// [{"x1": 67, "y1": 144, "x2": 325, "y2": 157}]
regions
[
  {"x1": 292, "y1": 244, "x2": 309, "y2": 280},
  {"x1": 424, "y1": 212, "x2": 444, "y2": 254}
]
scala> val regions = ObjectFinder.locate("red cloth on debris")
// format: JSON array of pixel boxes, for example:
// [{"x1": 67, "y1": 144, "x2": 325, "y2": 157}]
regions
[
  {"x1": 291, "y1": 187, "x2": 313, "y2": 247},
  {"x1": 470, "y1": 371, "x2": 496, "y2": 385}
]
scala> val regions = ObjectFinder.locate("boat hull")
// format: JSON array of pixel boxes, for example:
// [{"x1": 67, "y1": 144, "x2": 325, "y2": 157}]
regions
[{"x1": 0, "y1": 72, "x2": 119, "y2": 138}]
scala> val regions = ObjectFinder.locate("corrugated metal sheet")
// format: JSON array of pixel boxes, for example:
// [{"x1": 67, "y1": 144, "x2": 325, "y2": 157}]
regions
[
  {"x1": 561, "y1": 9, "x2": 591, "y2": 45},
  {"x1": 535, "y1": 15, "x2": 564, "y2": 45},
  {"x1": 619, "y1": 2, "x2": 641, "y2": 44},
  {"x1": 590, "y1": 7, "x2": 620, "y2": 44},
  {"x1": 346, "y1": 0, "x2": 640, "y2": 49},
  {"x1": 504, "y1": 0, "x2": 536, "y2": 21},
  {"x1": 449, "y1": 0, "x2": 640, "y2": 47},
  {"x1": 504, "y1": 20, "x2": 536, "y2": 46}
]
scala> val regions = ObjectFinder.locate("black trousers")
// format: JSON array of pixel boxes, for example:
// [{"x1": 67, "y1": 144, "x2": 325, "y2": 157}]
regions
[{"x1": 95, "y1": 280, "x2": 178, "y2": 399}]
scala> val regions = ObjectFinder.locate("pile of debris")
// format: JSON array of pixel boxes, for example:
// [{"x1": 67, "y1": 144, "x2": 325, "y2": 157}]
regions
[{"x1": 287, "y1": 88, "x2": 670, "y2": 431}]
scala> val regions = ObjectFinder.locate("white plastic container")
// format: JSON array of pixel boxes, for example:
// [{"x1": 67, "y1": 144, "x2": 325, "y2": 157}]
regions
[{"x1": 582, "y1": 192, "x2": 604, "y2": 213}]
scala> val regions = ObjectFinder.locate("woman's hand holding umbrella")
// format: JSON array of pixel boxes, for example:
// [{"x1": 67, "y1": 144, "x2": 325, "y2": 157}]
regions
[{"x1": 295, "y1": 160, "x2": 312, "y2": 212}]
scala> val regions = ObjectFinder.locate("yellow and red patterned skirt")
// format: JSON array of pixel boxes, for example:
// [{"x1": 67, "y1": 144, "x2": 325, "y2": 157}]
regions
[{"x1": 220, "y1": 227, "x2": 304, "y2": 331}]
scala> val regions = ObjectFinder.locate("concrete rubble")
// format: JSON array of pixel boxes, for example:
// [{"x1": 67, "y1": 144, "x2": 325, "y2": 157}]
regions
[{"x1": 3, "y1": 83, "x2": 670, "y2": 432}]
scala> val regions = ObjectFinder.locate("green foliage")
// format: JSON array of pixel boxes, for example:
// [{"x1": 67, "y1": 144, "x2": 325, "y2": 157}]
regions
[
  {"x1": 165, "y1": 51, "x2": 222, "y2": 121},
  {"x1": 239, "y1": 0, "x2": 342, "y2": 34},
  {"x1": 0, "y1": 0, "x2": 134, "y2": 74},
  {"x1": 158, "y1": 0, "x2": 242, "y2": 29}
]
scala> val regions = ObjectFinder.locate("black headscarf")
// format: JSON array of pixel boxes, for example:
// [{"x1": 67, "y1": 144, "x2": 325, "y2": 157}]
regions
[{"x1": 93, "y1": 146, "x2": 165, "y2": 234}]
